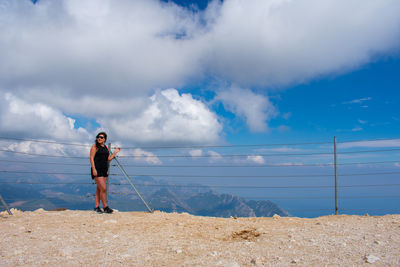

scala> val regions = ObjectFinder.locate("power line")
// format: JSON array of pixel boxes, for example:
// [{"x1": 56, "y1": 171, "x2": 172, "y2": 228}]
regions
[
  {"x1": 117, "y1": 151, "x2": 333, "y2": 158},
  {"x1": 2, "y1": 147, "x2": 400, "y2": 159},
  {"x1": 237, "y1": 195, "x2": 400, "y2": 200},
  {"x1": 1, "y1": 135, "x2": 400, "y2": 151},
  {"x1": 113, "y1": 173, "x2": 335, "y2": 178},
  {"x1": 0, "y1": 159, "x2": 89, "y2": 166},
  {"x1": 117, "y1": 148, "x2": 400, "y2": 158},
  {"x1": 109, "y1": 183, "x2": 400, "y2": 189},
  {"x1": 2, "y1": 169, "x2": 400, "y2": 179},
  {"x1": 3, "y1": 181, "x2": 399, "y2": 189},
  {"x1": 0, "y1": 136, "x2": 92, "y2": 147},
  {"x1": 337, "y1": 137, "x2": 400, "y2": 144},
  {"x1": 113, "y1": 159, "x2": 400, "y2": 168},
  {"x1": 339, "y1": 148, "x2": 400, "y2": 154},
  {"x1": 111, "y1": 163, "x2": 334, "y2": 168},
  {"x1": 111, "y1": 171, "x2": 400, "y2": 178},
  {"x1": 0, "y1": 158, "x2": 397, "y2": 169},
  {"x1": 117, "y1": 141, "x2": 332, "y2": 150},
  {"x1": 0, "y1": 170, "x2": 99, "y2": 176},
  {"x1": 108, "y1": 192, "x2": 400, "y2": 200},
  {"x1": 0, "y1": 181, "x2": 94, "y2": 185},
  {"x1": 0, "y1": 149, "x2": 86, "y2": 159}
]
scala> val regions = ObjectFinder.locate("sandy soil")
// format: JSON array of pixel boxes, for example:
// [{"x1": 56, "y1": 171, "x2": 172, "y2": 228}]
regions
[{"x1": 1, "y1": 209, "x2": 399, "y2": 266}]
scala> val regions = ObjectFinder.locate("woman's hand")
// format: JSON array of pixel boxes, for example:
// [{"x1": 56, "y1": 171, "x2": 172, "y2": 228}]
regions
[
  {"x1": 115, "y1": 147, "x2": 121, "y2": 153},
  {"x1": 92, "y1": 168, "x2": 98, "y2": 177}
]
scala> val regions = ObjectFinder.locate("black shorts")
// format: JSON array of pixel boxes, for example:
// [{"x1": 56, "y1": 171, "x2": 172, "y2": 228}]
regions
[{"x1": 91, "y1": 167, "x2": 108, "y2": 179}]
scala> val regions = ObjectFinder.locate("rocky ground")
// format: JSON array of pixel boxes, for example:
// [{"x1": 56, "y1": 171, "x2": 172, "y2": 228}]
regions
[{"x1": 1, "y1": 209, "x2": 399, "y2": 266}]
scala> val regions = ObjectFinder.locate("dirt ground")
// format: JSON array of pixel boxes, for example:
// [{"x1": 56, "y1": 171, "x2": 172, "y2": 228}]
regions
[{"x1": 1, "y1": 209, "x2": 399, "y2": 266}]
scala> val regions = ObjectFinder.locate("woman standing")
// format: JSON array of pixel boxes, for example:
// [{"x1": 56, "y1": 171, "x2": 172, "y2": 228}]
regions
[{"x1": 90, "y1": 132, "x2": 120, "y2": 213}]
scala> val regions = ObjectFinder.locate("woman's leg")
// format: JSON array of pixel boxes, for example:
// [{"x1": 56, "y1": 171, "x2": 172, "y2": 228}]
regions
[
  {"x1": 94, "y1": 185, "x2": 100, "y2": 208},
  {"x1": 94, "y1": 177, "x2": 108, "y2": 208}
]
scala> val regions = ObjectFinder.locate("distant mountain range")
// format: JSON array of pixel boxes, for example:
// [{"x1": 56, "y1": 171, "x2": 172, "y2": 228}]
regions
[{"x1": 0, "y1": 176, "x2": 289, "y2": 217}]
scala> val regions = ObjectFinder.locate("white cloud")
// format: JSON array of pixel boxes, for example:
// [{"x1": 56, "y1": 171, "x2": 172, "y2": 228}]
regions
[
  {"x1": 0, "y1": 93, "x2": 91, "y2": 141},
  {"x1": 103, "y1": 89, "x2": 222, "y2": 144},
  {"x1": 351, "y1": 127, "x2": 363, "y2": 132},
  {"x1": 204, "y1": 1, "x2": 400, "y2": 87},
  {"x1": 343, "y1": 97, "x2": 372, "y2": 105},
  {"x1": 247, "y1": 155, "x2": 265, "y2": 164},
  {"x1": 0, "y1": 89, "x2": 222, "y2": 145},
  {"x1": 189, "y1": 149, "x2": 203, "y2": 157},
  {"x1": 207, "y1": 150, "x2": 222, "y2": 162},
  {"x1": 0, "y1": 0, "x2": 399, "y2": 96},
  {"x1": 132, "y1": 148, "x2": 161, "y2": 165},
  {"x1": 216, "y1": 86, "x2": 277, "y2": 132},
  {"x1": 4, "y1": 141, "x2": 90, "y2": 158}
]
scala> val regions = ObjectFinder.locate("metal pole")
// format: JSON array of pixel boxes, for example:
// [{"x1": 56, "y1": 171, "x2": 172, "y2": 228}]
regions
[
  {"x1": 334, "y1": 136, "x2": 338, "y2": 215},
  {"x1": 113, "y1": 156, "x2": 153, "y2": 213},
  {"x1": 106, "y1": 142, "x2": 111, "y2": 203},
  {"x1": 0, "y1": 194, "x2": 12, "y2": 215}
]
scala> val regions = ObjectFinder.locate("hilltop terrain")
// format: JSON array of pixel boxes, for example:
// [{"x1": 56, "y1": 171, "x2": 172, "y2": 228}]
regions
[{"x1": 1, "y1": 209, "x2": 399, "y2": 266}]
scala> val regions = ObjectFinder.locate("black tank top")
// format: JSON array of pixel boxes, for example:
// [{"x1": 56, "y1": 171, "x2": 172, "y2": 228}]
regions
[{"x1": 94, "y1": 146, "x2": 109, "y2": 172}]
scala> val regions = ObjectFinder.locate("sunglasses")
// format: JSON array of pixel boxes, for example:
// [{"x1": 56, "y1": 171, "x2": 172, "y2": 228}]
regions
[{"x1": 97, "y1": 136, "x2": 105, "y2": 139}]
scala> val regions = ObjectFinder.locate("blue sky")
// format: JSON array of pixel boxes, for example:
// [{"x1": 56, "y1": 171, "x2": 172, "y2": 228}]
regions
[{"x1": 1, "y1": 0, "x2": 400, "y2": 216}]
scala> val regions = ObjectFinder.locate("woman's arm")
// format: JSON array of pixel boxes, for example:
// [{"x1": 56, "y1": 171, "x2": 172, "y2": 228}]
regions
[
  {"x1": 90, "y1": 144, "x2": 97, "y2": 177},
  {"x1": 108, "y1": 147, "x2": 121, "y2": 161}
]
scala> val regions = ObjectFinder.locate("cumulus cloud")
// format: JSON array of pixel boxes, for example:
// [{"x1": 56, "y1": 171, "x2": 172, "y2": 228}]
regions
[
  {"x1": 0, "y1": 0, "x2": 204, "y2": 96},
  {"x1": 103, "y1": 89, "x2": 222, "y2": 144},
  {"x1": 0, "y1": 89, "x2": 222, "y2": 145},
  {"x1": 0, "y1": 93, "x2": 91, "y2": 141},
  {"x1": 204, "y1": 1, "x2": 400, "y2": 87},
  {"x1": 131, "y1": 148, "x2": 161, "y2": 165},
  {"x1": 0, "y1": 0, "x2": 399, "y2": 96},
  {"x1": 4, "y1": 141, "x2": 90, "y2": 157},
  {"x1": 216, "y1": 86, "x2": 277, "y2": 132}
]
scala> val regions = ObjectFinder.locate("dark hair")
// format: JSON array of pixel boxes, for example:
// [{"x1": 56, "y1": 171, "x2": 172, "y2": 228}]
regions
[{"x1": 95, "y1": 132, "x2": 107, "y2": 148}]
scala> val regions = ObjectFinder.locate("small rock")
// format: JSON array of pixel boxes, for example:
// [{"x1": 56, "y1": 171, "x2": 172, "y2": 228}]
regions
[
  {"x1": 176, "y1": 249, "x2": 182, "y2": 254},
  {"x1": 251, "y1": 257, "x2": 265, "y2": 266},
  {"x1": 273, "y1": 214, "x2": 280, "y2": 219},
  {"x1": 209, "y1": 251, "x2": 218, "y2": 257},
  {"x1": 365, "y1": 255, "x2": 380, "y2": 263}
]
